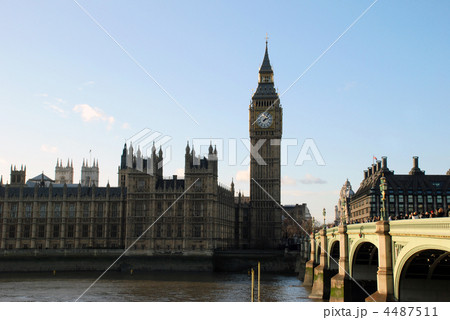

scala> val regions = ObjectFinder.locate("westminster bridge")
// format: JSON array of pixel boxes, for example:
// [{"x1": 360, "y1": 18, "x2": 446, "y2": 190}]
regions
[{"x1": 302, "y1": 218, "x2": 450, "y2": 302}]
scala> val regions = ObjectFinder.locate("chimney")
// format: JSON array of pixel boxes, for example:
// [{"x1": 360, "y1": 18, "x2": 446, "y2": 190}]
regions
[
  {"x1": 382, "y1": 156, "x2": 387, "y2": 169},
  {"x1": 364, "y1": 170, "x2": 368, "y2": 179},
  {"x1": 413, "y1": 156, "x2": 419, "y2": 169},
  {"x1": 372, "y1": 163, "x2": 376, "y2": 175},
  {"x1": 409, "y1": 156, "x2": 424, "y2": 175},
  {"x1": 368, "y1": 167, "x2": 372, "y2": 177},
  {"x1": 376, "y1": 160, "x2": 381, "y2": 171}
]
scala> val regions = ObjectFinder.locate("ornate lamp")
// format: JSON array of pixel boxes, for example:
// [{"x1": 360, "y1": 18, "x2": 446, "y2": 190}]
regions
[
  {"x1": 379, "y1": 174, "x2": 388, "y2": 221},
  {"x1": 341, "y1": 196, "x2": 347, "y2": 226},
  {"x1": 323, "y1": 208, "x2": 327, "y2": 230}
]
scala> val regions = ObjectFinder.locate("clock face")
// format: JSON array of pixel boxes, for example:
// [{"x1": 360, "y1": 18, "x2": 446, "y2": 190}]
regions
[{"x1": 256, "y1": 112, "x2": 273, "y2": 128}]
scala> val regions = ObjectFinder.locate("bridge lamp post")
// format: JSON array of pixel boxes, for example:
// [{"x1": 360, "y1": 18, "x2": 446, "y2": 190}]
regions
[
  {"x1": 323, "y1": 208, "x2": 327, "y2": 230},
  {"x1": 380, "y1": 175, "x2": 388, "y2": 221},
  {"x1": 341, "y1": 196, "x2": 347, "y2": 226}
]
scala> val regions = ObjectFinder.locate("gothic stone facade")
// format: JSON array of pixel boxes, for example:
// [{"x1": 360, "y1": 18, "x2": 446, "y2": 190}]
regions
[{"x1": 0, "y1": 144, "x2": 235, "y2": 254}]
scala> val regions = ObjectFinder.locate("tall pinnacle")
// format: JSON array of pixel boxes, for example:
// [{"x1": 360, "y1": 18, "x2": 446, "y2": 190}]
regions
[{"x1": 259, "y1": 40, "x2": 273, "y2": 74}]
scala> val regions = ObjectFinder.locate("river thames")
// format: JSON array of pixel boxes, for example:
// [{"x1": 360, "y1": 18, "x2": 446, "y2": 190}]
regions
[{"x1": 0, "y1": 271, "x2": 313, "y2": 302}]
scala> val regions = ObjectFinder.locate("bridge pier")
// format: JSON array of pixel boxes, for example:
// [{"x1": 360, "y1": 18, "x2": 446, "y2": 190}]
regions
[
  {"x1": 330, "y1": 224, "x2": 352, "y2": 302},
  {"x1": 309, "y1": 229, "x2": 330, "y2": 300},
  {"x1": 303, "y1": 234, "x2": 316, "y2": 287},
  {"x1": 366, "y1": 220, "x2": 395, "y2": 302}
]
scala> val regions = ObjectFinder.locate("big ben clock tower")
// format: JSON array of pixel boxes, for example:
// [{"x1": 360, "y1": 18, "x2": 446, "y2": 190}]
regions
[{"x1": 249, "y1": 40, "x2": 282, "y2": 249}]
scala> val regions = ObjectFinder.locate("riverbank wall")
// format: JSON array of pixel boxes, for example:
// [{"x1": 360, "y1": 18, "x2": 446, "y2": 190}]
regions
[{"x1": 0, "y1": 249, "x2": 304, "y2": 273}]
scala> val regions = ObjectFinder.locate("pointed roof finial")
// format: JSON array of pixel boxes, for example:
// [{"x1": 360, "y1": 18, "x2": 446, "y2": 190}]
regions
[
  {"x1": 209, "y1": 141, "x2": 213, "y2": 154},
  {"x1": 265, "y1": 33, "x2": 269, "y2": 45},
  {"x1": 259, "y1": 35, "x2": 273, "y2": 74}
]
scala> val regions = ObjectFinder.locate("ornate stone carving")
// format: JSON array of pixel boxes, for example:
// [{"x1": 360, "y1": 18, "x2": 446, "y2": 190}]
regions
[{"x1": 393, "y1": 242, "x2": 405, "y2": 264}]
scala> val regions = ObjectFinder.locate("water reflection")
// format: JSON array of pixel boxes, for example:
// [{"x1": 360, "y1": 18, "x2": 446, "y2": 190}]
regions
[{"x1": 0, "y1": 271, "x2": 313, "y2": 302}]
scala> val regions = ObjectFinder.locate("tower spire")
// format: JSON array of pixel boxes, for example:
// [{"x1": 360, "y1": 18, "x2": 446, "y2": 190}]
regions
[
  {"x1": 253, "y1": 38, "x2": 276, "y2": 99},
  {"x1": 259, "y1": 37, "x2": 273, "y2": 74}
]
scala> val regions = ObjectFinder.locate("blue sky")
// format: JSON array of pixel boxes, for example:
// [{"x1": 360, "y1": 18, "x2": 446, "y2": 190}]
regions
[{"x1": 0, "y1": 1, "x2": 449, "y2": 222}]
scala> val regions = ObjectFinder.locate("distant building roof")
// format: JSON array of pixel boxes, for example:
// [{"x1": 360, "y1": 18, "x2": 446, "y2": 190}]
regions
[{"x1": 26, "y1": 173, "x2": 55, "y2": 187}]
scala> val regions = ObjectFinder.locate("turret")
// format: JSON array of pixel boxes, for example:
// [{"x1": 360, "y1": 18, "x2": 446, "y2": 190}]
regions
[
  {"x1": 81, "y1": 157, "x2": 99, "y2": 187},
  {"x1": 127, "y1": 142, "x2": 134, "y2": 168},
  {"x1": 121, "y1": 143, "x2": 127, "y2": 169},
  {"x1": 186, "y1": 141, "x2": 190, "y2": 154},
  {"x1": 136, "y1": 146, "x2": 143, "y2": 172},
  {"x1": 147, "y1": 144, "x2": 163, "y2": 177},
  {"x1": 55, "y1": 157, "x2": 74, "y2": 184},
  {"x1": 10, "y1": 165, "x2": 26, "y2": 186},
  {"x1": 208, "y1": 142, "x2": 213, "y2": 155}
]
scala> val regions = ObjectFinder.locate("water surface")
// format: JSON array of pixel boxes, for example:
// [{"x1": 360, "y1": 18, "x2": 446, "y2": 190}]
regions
[{"x1": 0, "y1": 271, "x2": 313, "y2": 302}]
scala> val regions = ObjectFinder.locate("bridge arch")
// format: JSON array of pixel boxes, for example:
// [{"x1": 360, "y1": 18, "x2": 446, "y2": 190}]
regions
[
  {"x1": 348, "y1": 238, "x2": 378, "y2": 275},
  {"x1": 350, "y1": 240, "x2": 378, "y2": 301},
  {"x1": 328, "y1": 239, "x2": 340, "y2": 273},
  {"x1": 315, "y1": 242, "x2": 321, "y2": 262},
  {"x1": 394, "y1": 242, "x2": 450, "y2": 301}
]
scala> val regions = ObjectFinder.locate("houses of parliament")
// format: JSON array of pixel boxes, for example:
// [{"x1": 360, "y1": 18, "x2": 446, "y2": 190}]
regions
[{"x1": 0, "y1": 42, "x2": 308, "y2": 254}]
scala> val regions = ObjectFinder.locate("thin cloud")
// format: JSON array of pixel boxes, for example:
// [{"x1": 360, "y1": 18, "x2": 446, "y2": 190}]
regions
[
  {"x1": 41, "y1": 144, "x2": 58, "y2": 154},
  {"x1": 338, "y1": 81, "x2": 357, "y2": 92},
  {"x1": 78, "y1": 80, "x2": 95, "y2": 91},
  {"x1": 236, "y1": 167, "x2": 250, "y2": 182},
  {"x1": 175, "y1": 168, "x2": 184, "y2": 178},
  {"x1": 47, "y1": 104, "x2": 66, "y2": 116},
  {"x1": 122, "y1": 122, "x2": 130, "y2": 129},
  {"x1": 281, "y1": 175, "x2": 296, "y2": 186},
  {"x1": 73, "y1": 104, "x2": 115, "y2": 129},
  {"x1": 299, "y1": 174, "x2": 327, "y2": 185},
  {"x1": 41, "y1": 95, "x2": 67, "y2": 117}
]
